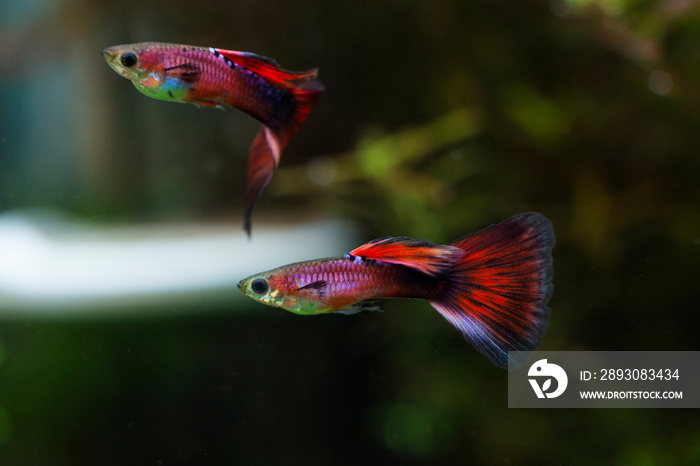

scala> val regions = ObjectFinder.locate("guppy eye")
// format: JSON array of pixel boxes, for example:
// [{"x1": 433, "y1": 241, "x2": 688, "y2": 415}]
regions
[
  {"x1": 251, "y1": 278, "x2": 269, "y2": 295},
  {"x1": 120, "y1": 52, "x2": 138, "y2": 68}
]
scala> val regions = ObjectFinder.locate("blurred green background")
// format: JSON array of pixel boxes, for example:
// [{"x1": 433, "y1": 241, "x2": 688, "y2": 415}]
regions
[{"x1": 1, "y1": 0, "x2": 700, "y2": 464}]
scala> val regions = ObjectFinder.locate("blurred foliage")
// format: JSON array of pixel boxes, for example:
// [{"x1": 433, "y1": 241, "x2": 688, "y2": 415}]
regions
[{"x1": 1, "y1": 0, "x2": 700, "y2": 465}]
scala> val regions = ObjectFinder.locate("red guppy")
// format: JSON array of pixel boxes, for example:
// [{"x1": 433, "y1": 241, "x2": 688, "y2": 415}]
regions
[
  {"x1": 101, "y1": 42, "x2": 323, "y2": 236},
  {"x1": 239, "y1": 213, "x2": 555, "y2": 368}
]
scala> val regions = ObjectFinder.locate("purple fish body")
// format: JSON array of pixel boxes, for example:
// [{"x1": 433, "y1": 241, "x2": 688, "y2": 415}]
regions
[
  {"x1": 145, "y1": 45, "x2": 297, "y2": 129},
  {"x1": 275, "y1": 256, "x2": 448, "y2": 310}
]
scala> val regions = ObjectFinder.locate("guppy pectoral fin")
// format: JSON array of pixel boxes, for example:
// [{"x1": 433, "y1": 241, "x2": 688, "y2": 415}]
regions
[
  {"x1": 336, "y1": 301, "x2": 383, "y2": 315},
  {"x1": 163, "y1": 62, "x2": 201, "y2": 84},
  {"x1": 138, "y1": 76, "x2": 162, "y2": 89}
]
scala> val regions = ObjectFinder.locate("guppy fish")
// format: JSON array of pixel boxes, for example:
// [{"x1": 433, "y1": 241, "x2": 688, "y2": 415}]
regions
[
  {"x1": 239, "y1": 213, "x2": 555, "y2": 368},
  {"x1": 101, "y1": 42, "x2": 323, "y2": 236}
]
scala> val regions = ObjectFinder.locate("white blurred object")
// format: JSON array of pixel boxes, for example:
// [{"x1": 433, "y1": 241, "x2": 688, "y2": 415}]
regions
[{"x1": 0, "y1": 210, "x2": 357, "y2": 316}]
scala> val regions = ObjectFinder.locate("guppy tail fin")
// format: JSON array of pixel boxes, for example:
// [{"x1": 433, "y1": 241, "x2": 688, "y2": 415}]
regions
[
  {"x1": 244, "y1": 125, "x2": 280, "y2": 237},
  {"x1": 429, "y1": 213, "x2": 555, "y2": 369},
  {"x1": 242, "y1": 75, "x2": 323, "y2": 238}
]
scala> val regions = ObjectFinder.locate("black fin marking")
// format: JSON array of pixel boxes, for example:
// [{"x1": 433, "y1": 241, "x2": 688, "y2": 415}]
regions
[
  {"x1": 208, "y1": 47, "x2": 236, "y2": 69},
  {"x1": 297, "y1": 280, "x2": 327, "y2": 299},
  {"x1": 164, "y1": 63, "x2": 200, "y2": 84},
  {"x1": 344, "y1": 253, "x2": 368, "y2": 264},
  {"x1": 298, "y1": 280, "x2": 327, "y2": 291}
]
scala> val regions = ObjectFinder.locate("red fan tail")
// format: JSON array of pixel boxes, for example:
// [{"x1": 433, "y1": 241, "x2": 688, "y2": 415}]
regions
[
  {"x1": 242, "y1": 75, "x2": 323, "y2": 237},
  {"x1": 243, "y1": 126, "x2": 280, "y2": 237},
  {"x1": 429, "y1": 213, "x2": 555, "y2": 369}
]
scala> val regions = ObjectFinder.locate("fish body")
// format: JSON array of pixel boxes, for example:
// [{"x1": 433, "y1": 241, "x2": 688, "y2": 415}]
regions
[
  {"x1": 101, "y1": 42, "x2": 323, "y2": 236},
  {"x1": 239, "y1": 213, "x2": 556, "y2": 369},
  {"x1": 244, "y1": 256, "x2": 449, "y2": 316}
]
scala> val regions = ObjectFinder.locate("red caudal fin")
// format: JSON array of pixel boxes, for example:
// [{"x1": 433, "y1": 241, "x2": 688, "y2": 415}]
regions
[
  {"x1": 429, "y1": 213, "x2": 555, "y2": 369},
  {"x1": 228, "y1": 51, "x2": 323, "y2": 237},
  {"x1": 243, "y1": 78, "x2": 322, "y2": 237},
  {"x1": 349, "y1": 237, "x2": 463, "y2": 277},
  {"x1": 244, "y1": 125, "x2": 280, "y2": 237}
]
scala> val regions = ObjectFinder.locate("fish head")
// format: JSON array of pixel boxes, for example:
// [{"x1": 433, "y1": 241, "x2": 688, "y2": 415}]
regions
[
  {"x1": 238, "y1": 270, "x2": 327, "y2": 316},
  {"x1": 238, "y1": 270, "x2": 301, "y2": 312},
  {"x1": 101, "y1": 42, "x2": 191, "y2": 102},
  {"x1": 100, "y1": 43, "x2": 154, "y2": 82}
]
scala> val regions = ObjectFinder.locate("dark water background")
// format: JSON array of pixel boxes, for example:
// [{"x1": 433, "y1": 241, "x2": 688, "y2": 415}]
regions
[{"x1": 1, "y1": 0, "x2": 699, "y2": 464}]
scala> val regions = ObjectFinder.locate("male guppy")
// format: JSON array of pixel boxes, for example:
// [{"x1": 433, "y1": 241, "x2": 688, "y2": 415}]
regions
[
  {"x1": 101, "y1": 42, "x2": 323, "y2": 236},
  {"x1": 239, "y1": 213, "x2": 555, "y2": 369}
]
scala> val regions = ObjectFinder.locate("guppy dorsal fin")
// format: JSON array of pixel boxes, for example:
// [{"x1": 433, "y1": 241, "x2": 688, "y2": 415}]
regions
[
  {"x1": 348, "y1": 237, "x2": 463, "y2": 277},
  {"x1": 214, "y1": 48, "x2": 319, "y2": 89}
]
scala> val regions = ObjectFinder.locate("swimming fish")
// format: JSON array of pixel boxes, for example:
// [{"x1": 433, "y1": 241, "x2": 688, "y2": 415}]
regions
[
  {"x1": 238, "y1": 213, "x2": 555, "y2": 368},
  {"x1": 101, "y1": 42, "x2": 323, "y2": 236}
]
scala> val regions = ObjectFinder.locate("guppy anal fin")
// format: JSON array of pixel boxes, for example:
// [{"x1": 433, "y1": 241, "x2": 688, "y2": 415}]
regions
[{"x1": 336, "y1": 301, "x2": 383, "y2": 315}]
